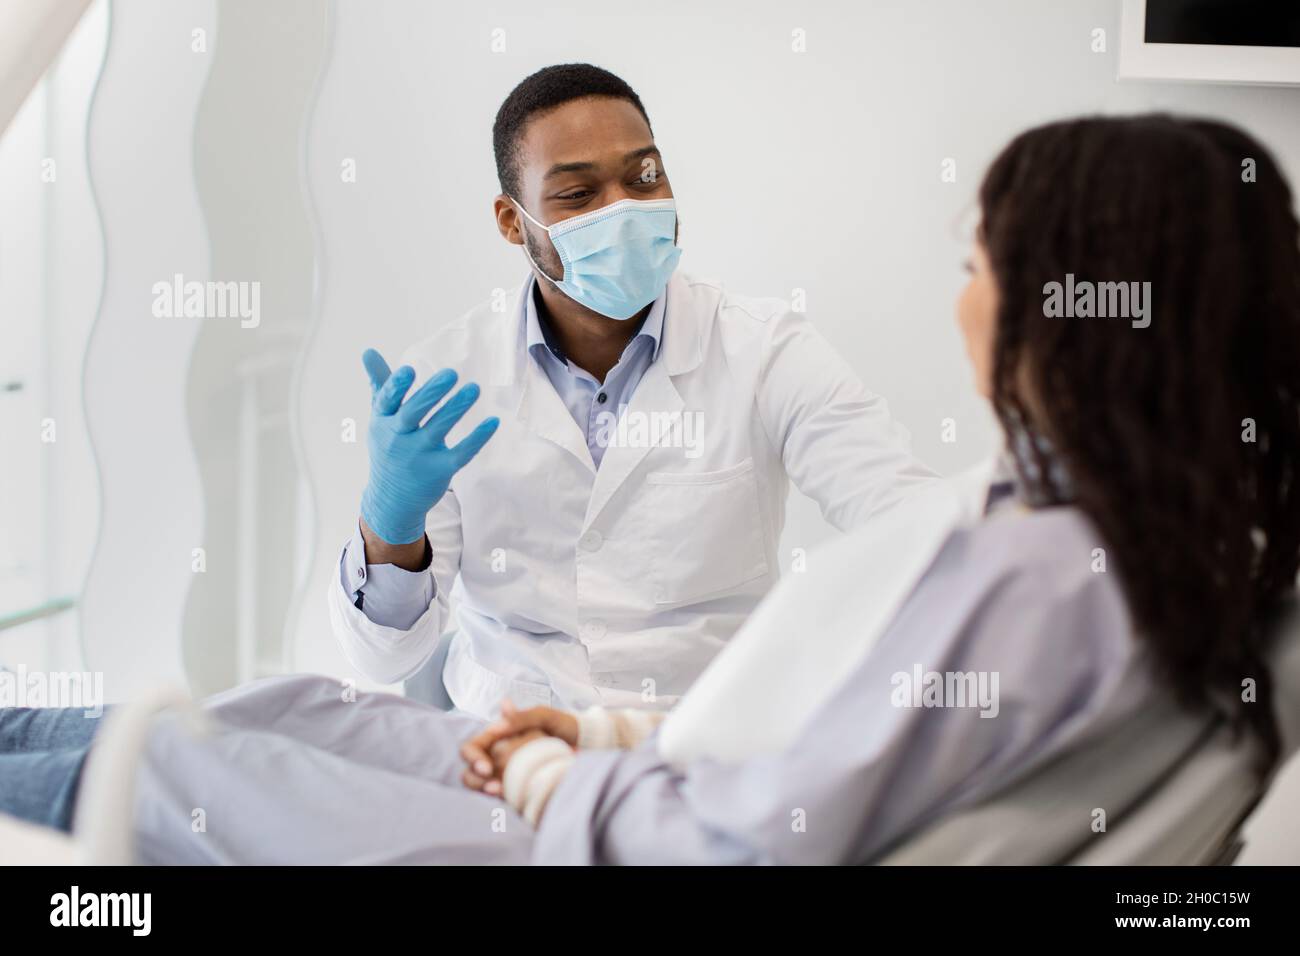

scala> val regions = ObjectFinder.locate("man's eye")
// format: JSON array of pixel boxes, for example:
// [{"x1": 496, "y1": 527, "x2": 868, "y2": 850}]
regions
[{"x1": 557, "y1": 190, "x2": 592, "y2": 201}]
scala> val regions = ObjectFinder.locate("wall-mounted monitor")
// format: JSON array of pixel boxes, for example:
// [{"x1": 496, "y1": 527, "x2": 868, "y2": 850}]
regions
[{"x1": 1119, "y1": 0, "x2": 1300, "y2": 85}]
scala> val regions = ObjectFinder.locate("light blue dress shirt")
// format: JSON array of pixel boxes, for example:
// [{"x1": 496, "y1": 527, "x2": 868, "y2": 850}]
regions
[{"x1": 341, "y1": 278, "x2": 667, "y2": 631}]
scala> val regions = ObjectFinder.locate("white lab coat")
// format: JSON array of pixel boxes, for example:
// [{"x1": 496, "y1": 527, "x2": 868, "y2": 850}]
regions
[{"x1": 327, "y1": 272, "x2": 934, "y2": 718}]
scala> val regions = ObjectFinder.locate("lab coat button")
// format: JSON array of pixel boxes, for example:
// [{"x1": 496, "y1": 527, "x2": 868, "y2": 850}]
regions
[
  {"x1": 579, "y1": 530, "x2": 603, "y2": 552},
  {"x1": 581, "y1": 619, "x2": 607, "y2": 640}
]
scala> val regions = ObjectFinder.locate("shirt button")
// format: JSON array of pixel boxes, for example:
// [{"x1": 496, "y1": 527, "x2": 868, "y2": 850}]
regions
[
  {"x1": 579, "y1": 529, "x2": 603, "y2": 552},
  {"x1": 596, "y1": 392, "x2": 608, "y2": 404},
  {"x1": 581, "y1": 619, "x2": 607, "y2": 641}
]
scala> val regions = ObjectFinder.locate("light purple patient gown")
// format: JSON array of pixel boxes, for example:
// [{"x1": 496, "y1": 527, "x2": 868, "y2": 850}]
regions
[{"x1": 132, "y1": 497, "x2": 1152, "y2": 865}]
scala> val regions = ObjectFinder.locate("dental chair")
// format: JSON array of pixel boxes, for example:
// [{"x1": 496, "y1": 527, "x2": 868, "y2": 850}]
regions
[{"x1": 875, "y1": 594, "x2": 1300, "y2": 865}]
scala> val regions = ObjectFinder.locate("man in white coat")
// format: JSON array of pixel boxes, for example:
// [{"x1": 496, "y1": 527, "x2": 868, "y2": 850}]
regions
[{"x1": 328, "y1": 63, "x2": 934, "y2": 720}]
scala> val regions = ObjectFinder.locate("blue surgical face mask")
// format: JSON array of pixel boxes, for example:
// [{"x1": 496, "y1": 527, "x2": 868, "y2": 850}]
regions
[{"x1": 511, "y1": 196, "x2": 682, "y2": 320}]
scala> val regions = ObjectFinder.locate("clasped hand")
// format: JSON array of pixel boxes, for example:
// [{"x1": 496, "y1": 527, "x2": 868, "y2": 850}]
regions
[{"x1": 459, "y1": 701, "x2": 578, "y2": 796}]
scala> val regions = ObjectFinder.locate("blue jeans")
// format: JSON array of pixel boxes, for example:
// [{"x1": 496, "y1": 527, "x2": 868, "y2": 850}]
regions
[{"x1": 0, "y1": 706, "x2": 108, "y2": 831}]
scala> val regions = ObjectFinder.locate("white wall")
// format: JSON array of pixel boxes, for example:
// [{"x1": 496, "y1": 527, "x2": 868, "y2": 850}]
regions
[{"x1": 287, "y1": 0, "x2": 1300, "y2": 677}]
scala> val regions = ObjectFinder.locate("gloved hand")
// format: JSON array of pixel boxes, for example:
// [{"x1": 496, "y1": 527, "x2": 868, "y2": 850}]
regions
[{"x1": 358, "y1": 348, "x2": 500, "y2": 545}]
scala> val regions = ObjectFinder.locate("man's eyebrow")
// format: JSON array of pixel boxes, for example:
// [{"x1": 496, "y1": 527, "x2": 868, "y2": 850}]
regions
[
  {"x1": 541, "y1": 147, "x2": 661, "y2": 180},
  {"x1": 623, "y1": 145, "x2": 660, "y2": 163},
  {"x1": 543, "y1": 160, "x2": 598, "y2": 180}
]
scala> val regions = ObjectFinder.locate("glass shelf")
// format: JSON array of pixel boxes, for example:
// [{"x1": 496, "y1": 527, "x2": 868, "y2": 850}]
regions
[{"x1": 0, "y1": 596, "x2": 76, "y2": 634}]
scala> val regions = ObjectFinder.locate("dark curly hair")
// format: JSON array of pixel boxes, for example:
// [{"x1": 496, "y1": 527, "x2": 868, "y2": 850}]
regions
[
  {"x1": 492, "y1": 63, "x2": 652, "y2": 199},
  {"x1": 978, "y1": 115, "x2": 1300, "y2": 770}
]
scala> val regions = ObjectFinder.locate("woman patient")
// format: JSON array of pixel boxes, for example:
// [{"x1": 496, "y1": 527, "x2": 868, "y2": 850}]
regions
[{"x1": 3, "y1": 114, "x2": 1298, "y2": 864}]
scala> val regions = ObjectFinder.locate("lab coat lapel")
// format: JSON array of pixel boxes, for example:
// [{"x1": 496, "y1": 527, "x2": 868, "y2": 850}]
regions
[
  {"x1": 515, "y1": 353, "x2": 597, "y2": 475},
  {"x1": 498, "y1": 276, "x2": 596, "y2": 476},
  {"x1": 582, "y1": 358, "x2": 684, "y2": 529}
]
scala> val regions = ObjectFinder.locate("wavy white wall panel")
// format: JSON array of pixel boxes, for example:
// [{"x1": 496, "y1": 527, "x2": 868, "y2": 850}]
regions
[
  {"x1": 81, "y1": 0, "x2": 216, "y2": 700},
  {"x1": 183, "y1": 0, "x2": 328, "y2": 696},
  {"x1": 46, "y1": 0, "x2": 109, "y2": 669}
]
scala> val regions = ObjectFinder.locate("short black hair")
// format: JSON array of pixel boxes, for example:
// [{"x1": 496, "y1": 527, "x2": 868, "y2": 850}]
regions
[{"x1": 492, "y1": 63, "x2": 652, "y2": 199}]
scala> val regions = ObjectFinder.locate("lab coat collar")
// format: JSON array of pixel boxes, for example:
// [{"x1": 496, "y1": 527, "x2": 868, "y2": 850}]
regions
[
  {"x1": 482, "y1": 276, "x2": 587, "y2": 471},
  {"x1": 488, "y1": 275, "x2": 534, "y2": 388},
  {"x1": 659, "y1": 272, "x2": 703, "y2": 376}
]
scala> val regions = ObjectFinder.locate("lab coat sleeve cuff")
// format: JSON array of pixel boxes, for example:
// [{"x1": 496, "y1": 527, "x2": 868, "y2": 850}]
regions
[
  {"x1": 342, "y1": 524, "x2": 436, "y2": 631},
  {"x1": 502, "y1": 737, "x2": 575, "y2": 827},
  {"x1": 328, "y1": 537, "x2": 444, "y2": 686}
]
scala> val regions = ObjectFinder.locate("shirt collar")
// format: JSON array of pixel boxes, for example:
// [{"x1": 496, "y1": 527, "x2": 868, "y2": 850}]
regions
[
  {"x1": 524, "y1": 276, "x2": 666, "y2": 368},
  {"x1": 987, "y1": 436, "x2": 1076, "y2": 513},
  {"x1": 984, "y1": 465, "x2": 1020, "y2": 514}
]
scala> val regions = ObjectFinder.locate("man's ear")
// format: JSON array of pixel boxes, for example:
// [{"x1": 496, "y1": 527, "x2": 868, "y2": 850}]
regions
[{"x1": 493, "y1": 196, "x2": 524, "y2": 245}]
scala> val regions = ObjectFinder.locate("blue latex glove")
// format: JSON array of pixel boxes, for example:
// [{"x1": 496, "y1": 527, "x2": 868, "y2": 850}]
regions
[{"x1": 359, "y1": 349, "x2": 500, "y2": 545}]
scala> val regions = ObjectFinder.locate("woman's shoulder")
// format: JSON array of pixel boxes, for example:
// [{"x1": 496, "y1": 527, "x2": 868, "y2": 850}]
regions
[
  {"x1": 932, "y1": 504, "x2": 1141, "y2": 681},
  {"x1": 959, "y1": 503, "x2": 1117, "y2": 593},
  {"x1": 888, "y1": 502, "x2": 1141, "y2": 675}
]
